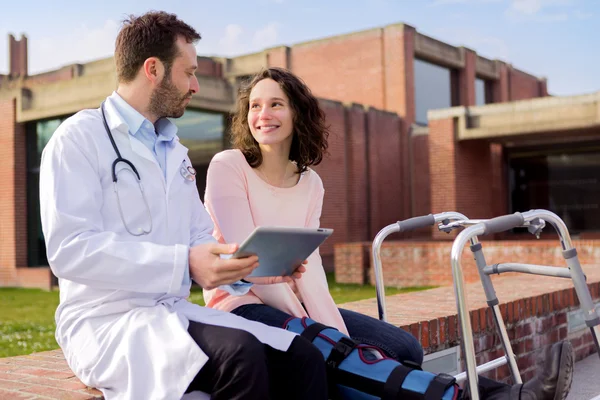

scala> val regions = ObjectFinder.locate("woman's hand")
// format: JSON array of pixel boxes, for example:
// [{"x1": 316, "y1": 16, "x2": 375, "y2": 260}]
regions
[{"x1": 245, "y1": 260, "x2": 307, "y2": 285}]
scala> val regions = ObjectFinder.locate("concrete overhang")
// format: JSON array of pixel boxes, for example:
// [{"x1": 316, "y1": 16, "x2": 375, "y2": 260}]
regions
[
  {"x1": 428, "y1": 91, "x2": 600, "y2": 144},
  {"x1": 7, "y1": 70, "x2": 235, "y2": 123}
]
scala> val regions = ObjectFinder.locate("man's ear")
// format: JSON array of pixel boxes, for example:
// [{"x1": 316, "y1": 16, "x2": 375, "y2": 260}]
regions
[{"x1": 142, "y1": 57, "x2": 165, "y2": 85}]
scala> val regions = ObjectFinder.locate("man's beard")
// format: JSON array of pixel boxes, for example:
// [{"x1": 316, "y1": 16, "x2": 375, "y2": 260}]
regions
[{"x1": 149, "y1": 74, "x2": 191, "y2": 119}]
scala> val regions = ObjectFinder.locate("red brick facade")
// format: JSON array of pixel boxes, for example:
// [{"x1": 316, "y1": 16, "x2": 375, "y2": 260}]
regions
[
  {"x1": 0, "y1": 24, "x2": 549, "y2": 286},
  {"x1": 314, "y1": 102, "x2": 409, "y2": 266},
  {"x1": 428, "y1": 117, "x2": 506, "y2": 240},
  {"x1": 0, "y1": 98, "x2": 27, "y2": 286}
]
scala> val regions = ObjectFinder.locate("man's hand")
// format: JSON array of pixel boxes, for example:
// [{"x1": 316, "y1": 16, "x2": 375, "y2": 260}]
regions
[{"x1": 189, "y1": 243, "x2": 258, "y2": 290}]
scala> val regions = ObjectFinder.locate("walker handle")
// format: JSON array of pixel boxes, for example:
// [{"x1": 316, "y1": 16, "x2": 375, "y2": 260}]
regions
[
  {"x1": 397, "y1": 214, "x2": 436, "y2": 233},
  {"x1": 481, "y1": 213, "x2": 524, "y2": 235}
]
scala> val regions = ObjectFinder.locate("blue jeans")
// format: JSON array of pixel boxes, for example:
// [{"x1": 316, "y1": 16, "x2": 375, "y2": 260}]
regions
[{"x1": 231, "y1": 304, "x2": 424, "y2": 365}]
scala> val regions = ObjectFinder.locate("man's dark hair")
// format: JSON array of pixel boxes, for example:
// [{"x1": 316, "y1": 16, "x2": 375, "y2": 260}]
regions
[{"x1": 115, "y1": 11, "x2": 201, "y2": 83}]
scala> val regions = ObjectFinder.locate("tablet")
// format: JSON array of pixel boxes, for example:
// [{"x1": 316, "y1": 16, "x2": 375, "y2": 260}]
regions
[{"x1": 232, "y1": 226, "x2": 333, "y2": 277}]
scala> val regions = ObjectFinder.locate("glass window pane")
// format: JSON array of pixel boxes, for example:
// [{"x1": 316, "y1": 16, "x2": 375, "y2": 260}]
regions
[
  {"x1": 171, "y1": 109, "x2": 224, "y2": 165},
  {"x1": 28, "y1": 118, "x2": 64, "y2": 267},
  {"x1": 510, "y1": 147, "x2": 600, "y2": 233},
  {"x1": 34, "y1": 119, "x2": 62, "y2": 169},
  {"x1": 414, "y1": 59, "x2": 452, "y2": 125},
  {"x1": 475, "y1": 78, "x2": 486, "y2": 106}
]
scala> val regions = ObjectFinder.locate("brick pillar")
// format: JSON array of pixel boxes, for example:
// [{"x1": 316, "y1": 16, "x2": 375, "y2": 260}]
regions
[
  {"x1": 429, "y1": 118, "x2": 458, "y2": 240},
  {"x1": 490, "y1": 143, "x2": 508, "y2": 218},
  {"x1": 366, "y1": 108, "x2": 404, "y2": 236},
  {"x1": 266, "y1": 46, "x2": 290, "y2": 69},
  {"x1": 539, "y1": 77, "x2": 548, "y2": 97},
  {"x1": 0, "y1": 98, "x2": 27, "y2": 285},
  {"x1": 493, "y1": 61, "x2": 510, "y2": 103},
  {"x1": 429, "y1": 116, "x2": 496, "y2": 239},
  {"x1": 458, "y1": 48, "x2": 476, "y2": 106},
  {"x1": 345, "y1": 104, "x2": 370, "y2": 243},
  {"x1": 313, "y1": 100, "x2": 348, "y2": 261},
  {"x1": 9, "y1": 34, "x2": 28, "y2": 77},
  {"x1": 383, "y1": 23, "x2": 415, "y2": 121},
  {"x1": 383, "y1": 23, "x2": 415, "y2": 219}
]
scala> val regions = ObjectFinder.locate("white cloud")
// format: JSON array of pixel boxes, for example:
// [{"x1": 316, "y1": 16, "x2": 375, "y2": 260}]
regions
[
  {"x1": 509, "y1": 0, "x2": 543, "y2": 14},
  {"x1": 197, "y1": 22, "x2": 282, "y2": 57},
  {"x1": 573, "y1": 9, "x2": 593, "y2": 19},
  {"x1": 252, "y1": 23, "x2": 280, "y2": 49},
  {"x1": 29, "y1": 19, "x2": 119, "y2": 74},
  {"x1": 216, "y1": 24, "x2": 246, "y2": 55},
  {"x1": 505, "y1": 0, "x2": 575, "y2": 21},
  {"x1": 430, "y1": 0, "x2": 502, "y2": 6}
]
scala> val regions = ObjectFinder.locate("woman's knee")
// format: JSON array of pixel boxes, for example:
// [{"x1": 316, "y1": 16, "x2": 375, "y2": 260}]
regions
[
  {"x1": 339, "y1": 308, "x2": 424, "y2": 365},
  {"x1": 399, "y1": 331, "x2": 424, "y2": 365}
]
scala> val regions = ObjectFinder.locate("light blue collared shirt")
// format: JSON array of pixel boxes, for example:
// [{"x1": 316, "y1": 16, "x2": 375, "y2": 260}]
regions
[
  {"x1": 110, "y1": 93, "x2": 177, "y2": 179},
  {"x1": 109, "y1": 93, "x2": 251, "y2": 294}
]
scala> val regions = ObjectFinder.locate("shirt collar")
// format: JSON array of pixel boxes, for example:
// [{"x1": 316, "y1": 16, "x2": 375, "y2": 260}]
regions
[{"x1": 108, "y1": 91, "x2": 179, "y2": 143}]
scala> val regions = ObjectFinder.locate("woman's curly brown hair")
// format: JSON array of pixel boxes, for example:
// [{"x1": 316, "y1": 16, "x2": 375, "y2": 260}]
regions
[{"x1": 230, "y1": 67, "x2": 329, "y2": 173}]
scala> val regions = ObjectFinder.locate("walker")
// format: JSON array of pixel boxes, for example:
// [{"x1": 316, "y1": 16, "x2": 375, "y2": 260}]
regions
[{"x1": 371, "y1": 210, "x2": 600, "y2": 400}]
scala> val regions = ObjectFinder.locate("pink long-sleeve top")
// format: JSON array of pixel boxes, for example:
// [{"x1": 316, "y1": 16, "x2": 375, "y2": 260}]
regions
[{"x1": 202, "y1": 149, "x2": 348, "y2": 334}]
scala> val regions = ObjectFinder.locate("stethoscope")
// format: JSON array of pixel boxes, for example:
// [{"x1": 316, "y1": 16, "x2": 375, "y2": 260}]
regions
[{"x1": 100, "y1": 101, "x2": 196, "y2": 236}]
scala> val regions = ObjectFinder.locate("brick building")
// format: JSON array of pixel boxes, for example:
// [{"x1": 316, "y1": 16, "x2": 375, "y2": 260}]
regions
[{"x1": 2, "y1": 23, "x2": 596, "y2": 289}]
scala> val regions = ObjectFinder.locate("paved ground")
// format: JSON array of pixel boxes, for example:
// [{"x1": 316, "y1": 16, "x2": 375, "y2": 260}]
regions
[{"x1": 568, "y1": 353, "x2": 600, "y2": 400}]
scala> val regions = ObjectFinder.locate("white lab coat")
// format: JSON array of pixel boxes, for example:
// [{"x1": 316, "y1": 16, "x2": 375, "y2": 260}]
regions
[{"x1": 39, "y1": 94, "x2": 297, "y2": 400}]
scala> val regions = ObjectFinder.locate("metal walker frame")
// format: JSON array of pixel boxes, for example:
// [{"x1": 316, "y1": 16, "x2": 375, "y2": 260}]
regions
[{"x1": 372, "y1": 210, "x2": 600, "y2": 400}]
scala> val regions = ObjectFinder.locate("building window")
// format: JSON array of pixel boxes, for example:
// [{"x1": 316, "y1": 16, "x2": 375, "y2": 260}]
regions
[
  {"x1": 27, "y1": 117, "x2": 68, "y2": 266},
  {"x1": 509, "y1": 144, "x2": 600, "y2": 234},
  {"x1": 476, "y1": 78, "x2": 494, "y2": 105},
  {"x1": 475, "y1": 78, "x2": 486, "y2": 106},
  {"x1": 171, "y1": 109, "x2": 226, "y2": 200},
  {"x1": 414, "y1": 59, "x2": 452, "y2": 125}
]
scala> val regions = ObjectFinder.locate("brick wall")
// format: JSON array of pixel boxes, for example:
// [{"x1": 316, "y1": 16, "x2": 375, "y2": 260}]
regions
[
  {"x1": 0, "y1": 98, "x2": 27, "y2": 287},
  {"x1": 313, "y1": 101, "x2": 408, "y2": 263},
  {"x1": 407, "y1": 283, "x2": 600, "y2": 383},
  {"x1": 427, "y1": 118, "x2": 457, "y2": 239},
  {"x1": 509, "y1": 68, "x2": 545, "y2": 101},
  {"x1": 411, "y1": 134, "x2": 431, "y2": 227},
  {"x1": 291, "y1": 29, "x2": 386, "y2": 110},
  {"x1": 458, "y1": 49, "x2": 476, "y2": 106},
  {"x1": 196, "y1": 57, "x2": 222, "y2": 78},
  {"x1": 334, "y1": 239, "x2": 600, "y2": 286},
  {"x1": 314, "y1": 100, "x2": 349, "y2": 257},
  {"x1": 428, "y1": 117, "x2": 499, "y2": 240},
  {"x1": 366, "y1": 108, "x2": 406, "y2": 237},
  {"x1": 267, "y1": 47, "x2": 290, "y2": 69},
  {"x1": 344, "y1": 104, "x2": 370, "y2": 243}
]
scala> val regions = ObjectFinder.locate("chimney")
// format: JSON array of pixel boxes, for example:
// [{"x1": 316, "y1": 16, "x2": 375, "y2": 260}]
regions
[{"x1": 9, "y1": 33, "x2": 28, "y2": 77}]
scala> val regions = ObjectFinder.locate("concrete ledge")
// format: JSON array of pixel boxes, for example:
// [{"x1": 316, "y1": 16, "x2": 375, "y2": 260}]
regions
[{"x1": 0, "y1": 350, "x2": 102, "y2": 399}]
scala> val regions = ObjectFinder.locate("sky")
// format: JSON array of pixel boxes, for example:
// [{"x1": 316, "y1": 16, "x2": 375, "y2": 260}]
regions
[{"x1": 0, "y1": 0, "x2": 598, "y2": 96}]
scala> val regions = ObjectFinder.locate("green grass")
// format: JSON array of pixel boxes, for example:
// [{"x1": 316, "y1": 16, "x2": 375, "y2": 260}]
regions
[
  {"x1": 0, "y1": 288, "x2": 61, "y2": 358},
  {"x1": 1, "y1": 273, "x2": 433, "y2": 358}
]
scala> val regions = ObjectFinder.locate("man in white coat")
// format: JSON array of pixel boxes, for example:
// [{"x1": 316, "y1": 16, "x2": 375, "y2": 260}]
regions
[{"x1": 39, "y1": 11, "x2": 328, "y2": 400}]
